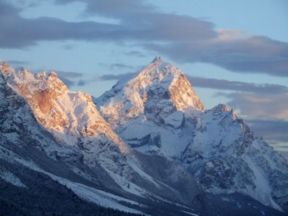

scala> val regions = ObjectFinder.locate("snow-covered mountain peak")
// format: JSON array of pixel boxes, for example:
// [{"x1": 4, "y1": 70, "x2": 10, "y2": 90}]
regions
[
  {"x1": 0, "y1": 62, "x2": 14, "y2": 76},
  {"x1": 17, "y1": 69, "x2": 67, "y2": 95},
  {"x1": 209, "y1": 103, "x2": 238, "y2": 119},
  {"x1": 212, "y1": 103, "x2": 231, "y2": 112},
  {"x1": 0, "y1": 66, "x2": 128, "y2": 153},
  {"x1": 133, "y1": 56, "x2": 182, "y2": 84},
  {"x1": 97, "y1": 58, "x2": 204, "y2": 127}
]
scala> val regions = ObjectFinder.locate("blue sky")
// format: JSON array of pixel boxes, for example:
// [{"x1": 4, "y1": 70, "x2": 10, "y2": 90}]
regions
[{"x1": 0, "y1": 0, "x2": 287, "y2": 148}]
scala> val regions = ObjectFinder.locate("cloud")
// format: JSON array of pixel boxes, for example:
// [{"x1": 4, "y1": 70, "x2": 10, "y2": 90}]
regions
[
  {"x1": 76, "y1": 80, "x2": 85, "y2": 86},
  {"x1": 54, "y1": 0, "x2": 288, "y2": 77},
  {"x1": 247, "y1": 119, "x2": 288, "y2": 152},
  {"x1": 8, "y1": 0, "x2": 43, "y2": 8},
  {"x1": 109, "y1": 63, "x2": 135, "y2": 70},
  {"x1": 41, "y1": 69, "x2": 87, "y2": 87},
  {"x1": 58, "y1": 71, "x2": 135, "y2": 87},
  {"x1": 224, "y1": 92, "x2": 288, "y2": 120},
  {"x1": 56, "y1": 0, "x2": 216, "y2": 42},
  {"x1": 99, "y1": 72, "x2": 135, "y2": 82},
  {"x1": 0, "y1": 0, "x2": 20, "y2": 14},
  {"x1": 125, "y1": 50, "x2": 146, "y2": 58},
  {"x1": 0, "y1": 1, "x2": 124, "y2": 48},
  {"x1": 56, "y1": 0, "x2": 155, "y2": 18},
  {"x1": 147, "y1": 34, "x2": 288, "y2": 77},
  {"x1": 98, "y1": 62, "x2": 141, "y2": 74},
  {"x1": 57, "y1": 70, "x2": 83, "y2": 78},
  {"x1": 1, "y1": 0, "x2": 288, "y2": 77},
  {"x1": 247, "y1": 119, "x2": 288, "y2": 143},
  {"x1": 54, "y1": 70, "x2": 83, "y2": 87},
  {"x1": 0, "y1": 59, "x2": 29, "y2": 67},
  {"x1": 58, "y1": 76, "x2": 75, "y2": 87},
  {"x1": 189, "y1": 76, "x2": 288, "y2": 95}
]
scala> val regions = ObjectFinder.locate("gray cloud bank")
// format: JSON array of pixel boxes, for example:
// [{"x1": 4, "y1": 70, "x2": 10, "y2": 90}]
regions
[
  {"x1": 225, "y1": 92, "x2": 288, "y2": 120},
  {"x1": 0, "y1": 0, "x2": 287, "y2": 77},
  {"x1": 248, "y1": 120, "x2": 288, "y2": 143},
  {"x1": 248, "y1": 119, "x2": 288, "y2": 152}
]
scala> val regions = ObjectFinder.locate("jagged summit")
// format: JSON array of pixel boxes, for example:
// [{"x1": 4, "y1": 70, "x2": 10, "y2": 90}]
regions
[
  {"x1": 135, "y1": 57, "x2": 204, "y2": 110},
  {"x1": 0, "y1": 62, "x2": 14, "y2": 75},
  {"x1": 0, "y1": 65, "x2": 128, "y2": 153},
  {"x1": 136, "y1": 56, "x2": 180, "y2": 80},
  {"x1": 97, "y1": 58, "x2": 204, "y2": 127},
  {"x1": 151, "y1": 56, "x2": 163, "y2": 63}
]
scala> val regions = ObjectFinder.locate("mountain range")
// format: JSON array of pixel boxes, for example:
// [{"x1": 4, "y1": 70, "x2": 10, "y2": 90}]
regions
[{"x1": 0, "y1": 58, "x2": 287, "y2": 216}]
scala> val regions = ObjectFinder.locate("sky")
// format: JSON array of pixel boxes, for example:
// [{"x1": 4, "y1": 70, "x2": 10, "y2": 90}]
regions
[{"x1": 0, "y1": 0, "x2": 287, "y2": 150}]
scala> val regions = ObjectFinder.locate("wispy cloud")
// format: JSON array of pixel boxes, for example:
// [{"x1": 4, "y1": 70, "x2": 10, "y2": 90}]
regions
[
  {"x1": 189, "y1": 76, "x2": 288, "y2": 95},
  {"x1": 55, "y1": 70, "x2": 83, "y2": 87},
  {"x1": 56, "y1": 0, "x2": 288, "y2": 77},
  {"x1": 0, "y1": 59, "x2": 29, "y2": 67},
  {"x1": 248, "y1": 119, "x2": 288, "y2": 143},
  {"x1": 0, "y1": 1, "x2": 123, "y2": 48},
  {"x1": 109, "y1": 63, "x2": 135, "y2": 71},
  {"x1": 57, "y1": 70, "x2": 83, "y2": 78},
  {"x1": 247, "y1": 119, "x2": 288, "y2": 152},
  {"x1": 124, "y1": 50, "x2": 146, "y2": 58},
  {"x1": 56, "y1": 0, "x2": 155, "y2": 17},
  {"x1": 224, "y1": 92, "x2": 288, "y2": 120},
  {"x1": 99, "y1": 72, "x2": 135, "y2": 82},
  {"x1": 148, "y1": 35, "x2": 288, "y2": 77}
]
